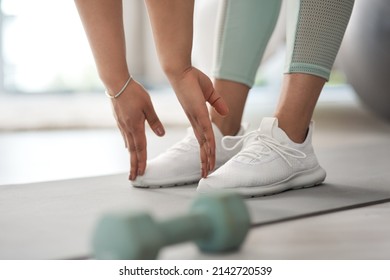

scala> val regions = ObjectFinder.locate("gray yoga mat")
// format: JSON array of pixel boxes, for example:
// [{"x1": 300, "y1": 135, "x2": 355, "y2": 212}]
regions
[{"x1": 1, "y1": 139, "x2": 390, "y2": 259}]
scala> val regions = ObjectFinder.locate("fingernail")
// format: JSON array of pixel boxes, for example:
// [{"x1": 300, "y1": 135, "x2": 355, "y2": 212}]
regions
[{"x1": 156, "y1": 127, "x2": 164, "y2": 136}]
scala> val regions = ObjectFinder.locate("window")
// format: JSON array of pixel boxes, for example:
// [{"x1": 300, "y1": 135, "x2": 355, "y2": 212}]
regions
[{"x1": 1, "y1": 0, "x2": 103, "y2": 93}]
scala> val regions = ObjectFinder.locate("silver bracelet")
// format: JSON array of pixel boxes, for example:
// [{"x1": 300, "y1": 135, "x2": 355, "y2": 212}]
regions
[{"x1": 105, "y1": 75, "x2": 133, "y2": 99}]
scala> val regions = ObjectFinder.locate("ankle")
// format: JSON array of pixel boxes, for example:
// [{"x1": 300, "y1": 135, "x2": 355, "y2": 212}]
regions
[
  {"x1": 275, "y1": 116, "x2": 308, "y2": 143},
  {"x1": 210, "y1": 108, "x2": 242, "y2": 136},
  {"x1": 212, "y1": 119, "x2": 241, "y2": 136},
  {"x1": 286, "y1": 128, "x2": 308, "y2": 143}
]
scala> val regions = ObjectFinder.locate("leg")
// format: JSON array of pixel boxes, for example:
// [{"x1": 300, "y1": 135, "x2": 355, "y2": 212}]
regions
[
  {"x1": 278, "y1": 0, "x2": 355, "y2": 143},
  {"x1": 211, "y1": 0, "x2": 282, "y2": 136},
  {"x1": 211, "y1": 80, "x2": 250, "y2": 136},
  {"x1": 275, "y1": 73, "x2": 325, "y2": 143},
  {"x1": 198, "y1": 0, "x2": 355, "y2": 197}
]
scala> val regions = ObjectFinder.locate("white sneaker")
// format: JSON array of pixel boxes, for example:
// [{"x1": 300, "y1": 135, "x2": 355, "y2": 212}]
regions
[
  {"x1": 131, "y1": 123, "x2": 246, "y2": 188},
  {"x1": 197, "y1": 117, "x2": 326, "y2": 197}
]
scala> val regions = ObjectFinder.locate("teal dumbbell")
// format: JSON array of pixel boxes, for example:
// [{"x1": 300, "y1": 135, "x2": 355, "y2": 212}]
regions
[{"x1": 92, "y1": 192, "x2": 250, "y2": 259}]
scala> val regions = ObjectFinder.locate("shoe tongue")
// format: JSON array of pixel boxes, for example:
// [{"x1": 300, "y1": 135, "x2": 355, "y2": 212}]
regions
[{"x1": 258, "y1": 117, "x2": 289, "y2": 143}]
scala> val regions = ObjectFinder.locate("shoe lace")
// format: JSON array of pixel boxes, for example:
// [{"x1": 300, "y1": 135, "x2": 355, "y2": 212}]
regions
[{"x1": 222, "y1": 130, "x2": 306, "y2": 167}]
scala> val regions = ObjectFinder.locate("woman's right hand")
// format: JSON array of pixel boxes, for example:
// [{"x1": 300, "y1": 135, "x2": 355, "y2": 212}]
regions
[
  {"x1": 169, "y1": 67, "x2": 229, "y2": 178},
  {"x1": 110, "y1": 79, "x2": 165, "y2": 181}
]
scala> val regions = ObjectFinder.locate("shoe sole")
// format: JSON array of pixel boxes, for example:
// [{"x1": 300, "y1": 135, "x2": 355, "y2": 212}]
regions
[
  {"x1": 132, "y1": 178, "x2": 200, "y2": 189},
  {"x1": 198, "y1": 165, "x2": 327, "y2": 198},
  {"x1": 131, "y1": 162, "x2": 227, "y2": 188}
]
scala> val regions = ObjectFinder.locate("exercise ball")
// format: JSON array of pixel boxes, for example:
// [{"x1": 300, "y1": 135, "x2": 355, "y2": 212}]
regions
[{"x1": 340, "y1": 0, "x2": 390, "y2": 122}]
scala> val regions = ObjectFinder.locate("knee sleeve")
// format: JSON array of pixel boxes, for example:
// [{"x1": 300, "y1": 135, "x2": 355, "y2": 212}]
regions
[
  {"x1": 213, "y1": 0, "x2": 282, "y2": 88},
  {"x1": 285, "y1": 0, "x2": 355, "y2": 80}
]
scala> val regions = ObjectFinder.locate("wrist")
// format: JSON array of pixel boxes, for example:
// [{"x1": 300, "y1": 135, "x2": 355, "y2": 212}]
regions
[
  {"x1": 164, "y1": 64, "x2": 193, "y2": 85},
  {"x1": 105, "y1": 76, "x2": 133, "y2": 99},
  {"x1": 100, "y1": 72, "x2": 131, "y2": 94}
]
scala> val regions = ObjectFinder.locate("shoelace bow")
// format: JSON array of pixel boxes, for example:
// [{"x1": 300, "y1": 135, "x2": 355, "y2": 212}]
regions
[{"x1": 222, "y1": 130, "x2": 306, "y2": 167}]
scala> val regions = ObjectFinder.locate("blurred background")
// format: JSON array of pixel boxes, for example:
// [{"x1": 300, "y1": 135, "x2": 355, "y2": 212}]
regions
[{"x1": 0, "y1": 0, "x2": 389, "y2": 185}]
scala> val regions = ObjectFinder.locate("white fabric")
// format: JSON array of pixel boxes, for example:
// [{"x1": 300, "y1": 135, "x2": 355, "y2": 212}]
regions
[
  {"x1": 197, "y1": 117, "x2": 326, "y2": 197},
  {"x1": 131, "y1": 123, "x2": 247, "y2": 187}
]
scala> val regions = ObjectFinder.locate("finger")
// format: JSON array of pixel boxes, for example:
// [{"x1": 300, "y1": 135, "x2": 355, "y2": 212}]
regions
[
  {"x1": 197, "y1": 70, "x2": 229, "y2": 116},
  {"x1": 203, "y1": 122, "x2": 216, "y2": 172},
  {"x1": 206, "y1": 138, "x2": 215, "y2": 172},
  {"x1": 190, "y1": 129, "x2": 212, "y2": 177},
  {"x1": 192, "y1": 118, "x2": 215, "y2": 177},
  {"x1": 144, "y1": 104, "x2": 165, "y2": 137},
  {"x1": 200, "y1": 148, "x2": 208, "y2": 178},
  {"x1": 198, "y1": 114, "x2": 216, "y2": 172},
  {"x1": 191, "y1": 122, "x2": 206, "y2": 177},
  {"x1": 131, "y1": 125, "x2": 147, "y2": 177},
  {"x1": 199, "y1": 135, "x2": 208, "y2": 178},
  {"x1": 206, "y1": 88, "x2": 229, "y2": 116},
  {"x1": 126, "y1": 135, "x2": 138, "y2": 181}
]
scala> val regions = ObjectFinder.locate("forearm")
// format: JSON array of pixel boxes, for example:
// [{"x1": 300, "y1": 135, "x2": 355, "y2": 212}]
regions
[
  {"x1": 74, "y1": 0, "x2": 129, "y2": 93},
  {"x1": 144, "y1": 0, "x2": 194, "y2": 80}
]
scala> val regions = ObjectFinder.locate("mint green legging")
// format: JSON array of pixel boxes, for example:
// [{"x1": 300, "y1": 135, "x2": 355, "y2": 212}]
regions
[{"x1": 213, "y1": 0, "x2": 355, "y2": 87}]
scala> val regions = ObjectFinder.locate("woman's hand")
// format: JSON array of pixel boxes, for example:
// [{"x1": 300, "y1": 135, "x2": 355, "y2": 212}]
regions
[
  {"x1": 111, "y1": 79, "x2": 165, "y2": 181},
  {"x1": 169, "y1": 67, "x2": 229, "y2": 178}
]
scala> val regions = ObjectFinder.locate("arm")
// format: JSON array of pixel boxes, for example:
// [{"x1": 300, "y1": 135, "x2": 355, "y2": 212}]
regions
[
  {"x1": 145, "y1": 0, "x2": 229, "y2": 177},
  {"x1": 74, "y1": 0, "x2": 165, "y2": 180}
]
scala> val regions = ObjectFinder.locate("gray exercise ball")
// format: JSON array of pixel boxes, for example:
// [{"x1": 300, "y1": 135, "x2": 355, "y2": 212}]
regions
[{"x1": 340, "y1": 0, "x2": 390, "y2": 122}]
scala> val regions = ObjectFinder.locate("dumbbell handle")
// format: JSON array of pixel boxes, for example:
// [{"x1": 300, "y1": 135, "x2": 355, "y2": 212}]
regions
[{"x1": 158, "y1": 211, "x2": 212, "y2": 246}]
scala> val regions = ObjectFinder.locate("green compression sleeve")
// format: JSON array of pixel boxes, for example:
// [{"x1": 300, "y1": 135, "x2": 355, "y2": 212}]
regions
[
  {"x1": 213, "y1": 0, "x2": 282, "y2": 88},
  {"x1": 213, "y1": 0, "x2": 354, "y2": 86},
  {"x1": 285, "y1": 0, "x2": 354, "y2": 80}
]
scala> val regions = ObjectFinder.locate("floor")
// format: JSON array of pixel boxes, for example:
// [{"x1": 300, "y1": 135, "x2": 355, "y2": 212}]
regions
[
  {"x1": 0, "y1": 84, "x2": 377, "y2": 185},
  {"x1": 1, "y1": 85, "x2": 390, "y2": 259}
]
